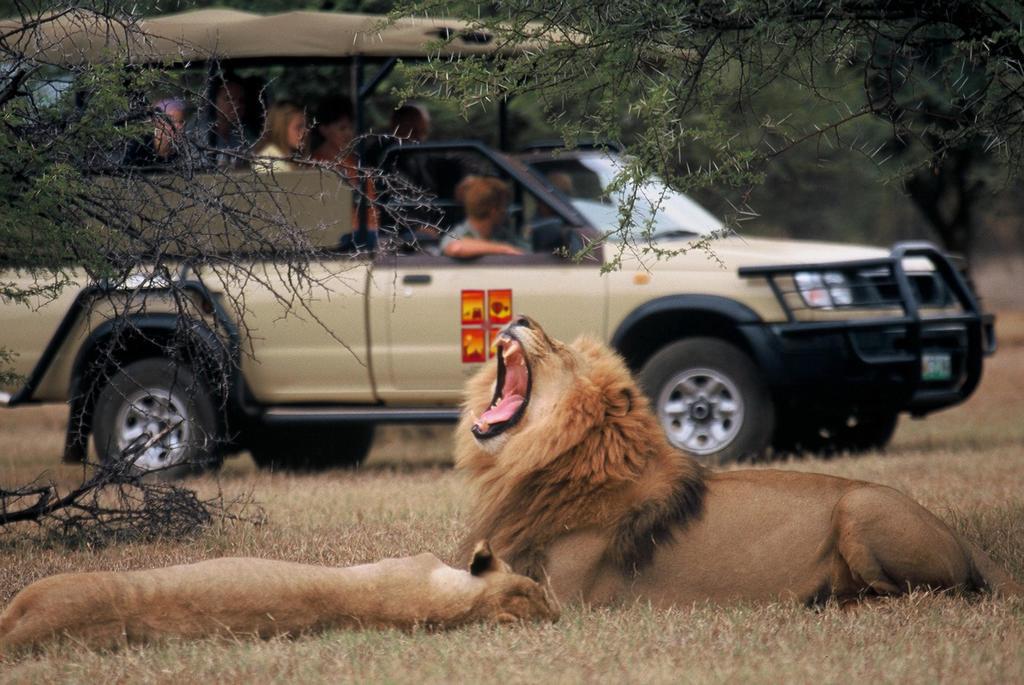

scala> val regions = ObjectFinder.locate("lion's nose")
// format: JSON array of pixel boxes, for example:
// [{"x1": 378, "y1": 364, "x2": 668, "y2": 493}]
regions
[{"x1": 513, "y1": 316, "x2": 531, "y2": 329}]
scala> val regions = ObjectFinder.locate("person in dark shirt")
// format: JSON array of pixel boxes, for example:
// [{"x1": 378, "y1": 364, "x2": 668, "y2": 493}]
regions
[
  {"x1": 211, "y1": 75, "x2": 255, "y2": 166},
  {"x1": 312, "y1": 97, "x2": 379, "y2": 250}
]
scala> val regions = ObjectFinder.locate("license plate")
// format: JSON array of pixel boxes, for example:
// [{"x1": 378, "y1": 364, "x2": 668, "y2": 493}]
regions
[{"x1": 922, "y1": 352, "x2": 952, "y2": 381}]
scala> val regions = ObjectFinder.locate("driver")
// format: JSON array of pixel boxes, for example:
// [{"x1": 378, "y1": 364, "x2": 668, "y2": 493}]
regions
[{"x1": 441, "y1": 176, "x2": 525, "y2": 258}]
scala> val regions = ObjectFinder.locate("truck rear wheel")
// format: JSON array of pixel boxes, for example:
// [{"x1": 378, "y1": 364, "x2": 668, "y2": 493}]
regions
[
  {"x1": 92, "y1": 358, "x2": 222, "y2": 478},
  {"x1": 638, "y1": 338, "x2": 774, "y2": 465},
  {"x1": 249, "y1": 424, "x2": 375, "y2": 471}
]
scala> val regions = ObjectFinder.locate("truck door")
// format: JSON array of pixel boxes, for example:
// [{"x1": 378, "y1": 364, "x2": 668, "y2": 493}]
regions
[
  {"x1": 370, "y1": 252, "x2": 605, "y2": 403},
  {"x1": 232, "y1": 257, "x2": 374, "y2": 404},
  {"x1": 369, "y1": 142, "x2": 604, "y2": 404},
  {"x1": 199, "y1": 171, "x2": 376, "y2": 404}
]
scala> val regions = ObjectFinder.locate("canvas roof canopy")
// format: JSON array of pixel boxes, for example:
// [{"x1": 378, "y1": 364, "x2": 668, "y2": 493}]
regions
[{"x1": 0, "y1": 8, "x2": 532, "y2": 65}]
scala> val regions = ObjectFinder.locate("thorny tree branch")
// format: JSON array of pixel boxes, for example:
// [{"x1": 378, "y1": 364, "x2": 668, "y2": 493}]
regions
[
  {"x1": 399, "y1": 0, "x2": 1024, "y2": 256},
  {"x1": 0, "y1": 422, "x2": 265, "y2": 546},
  {"x1": 0, "y1": 4, "x2": 443, "y2": 463}
]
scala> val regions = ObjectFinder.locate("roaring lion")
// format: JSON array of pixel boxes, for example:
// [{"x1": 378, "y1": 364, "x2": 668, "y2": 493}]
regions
[
  {"x1": 457, "y1": 316, "x2": 1022, "y2": 606},
  {"x1": 0, "y1": 541, "x2": 558, "y2": 653}
]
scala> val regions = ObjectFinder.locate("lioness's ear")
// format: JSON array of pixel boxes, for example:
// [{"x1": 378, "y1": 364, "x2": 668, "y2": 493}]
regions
[{"x1": 470, "y1": 540, "x2": 499, "y2": 576}]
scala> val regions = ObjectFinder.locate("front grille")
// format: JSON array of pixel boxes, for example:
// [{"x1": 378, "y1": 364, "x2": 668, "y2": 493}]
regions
[
  {"x1": 738, "y1": 242, "x2": 980, "y2": 323},
  {"x1": 854, "y1": 267, "x2": 952, "y2": 309},
  {"x1": 776, "y1": 264, "x2": 953, "y2": 313}
]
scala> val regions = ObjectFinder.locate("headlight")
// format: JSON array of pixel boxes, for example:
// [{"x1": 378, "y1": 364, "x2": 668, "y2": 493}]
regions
[{"x1": 794, "y1": 271, "x2": 853, "y2": 309}]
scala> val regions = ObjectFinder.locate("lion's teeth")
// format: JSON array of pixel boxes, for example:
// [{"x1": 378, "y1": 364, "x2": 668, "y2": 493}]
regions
[{"x1": 502, "y1": 340, "x2": 521, "y2": 361}]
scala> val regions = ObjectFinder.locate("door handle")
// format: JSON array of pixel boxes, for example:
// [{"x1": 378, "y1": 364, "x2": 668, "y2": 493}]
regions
[{"x1": 403, "y1": 274, "x2": 432, "y2": 285}]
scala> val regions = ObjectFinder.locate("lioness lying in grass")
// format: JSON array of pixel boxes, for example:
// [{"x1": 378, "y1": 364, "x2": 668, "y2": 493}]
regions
[{"x1": 0, "y1": 541, "x2": 558, "y2": 653}]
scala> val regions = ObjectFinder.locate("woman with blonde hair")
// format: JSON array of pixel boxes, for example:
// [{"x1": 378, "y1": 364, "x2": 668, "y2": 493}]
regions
[{"x1": 254, "y1": 101, "x2": 307, "y2": 173}]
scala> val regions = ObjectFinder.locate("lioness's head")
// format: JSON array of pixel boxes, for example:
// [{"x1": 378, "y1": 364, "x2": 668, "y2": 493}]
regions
[
  {"x1": 468, "y1": 540, "x2": 560, "y2": 623},
  {"x1": 461, "y1": 315, "x2": 653, "y2": 469}
]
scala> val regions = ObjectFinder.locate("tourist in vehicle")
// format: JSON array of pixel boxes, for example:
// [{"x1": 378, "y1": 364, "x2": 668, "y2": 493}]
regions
[
  {"x1": 391, "y1": 103, "x2": 431, "y2": 143},
  {"x1": 441, "y1": 176, "x2": 524, "y2": 258},
  {"x1": 254, "y1": 101, "x2": 307, "y2": 173},
  {"x1": 369, "y1": 103, "x2": 433, "y2": 189},
  {"x1": 537, "y1": 171, "x2": 575, "y2": 218},
  {"x1": 312, "y1": 98, "x2": 378, "y2": 230},
  {"x1": 123, "y1": 98, "x2": 187, "y2": 167},
  {"x1": 211, "y1": 74, "x2": 253, "y2": 165}
]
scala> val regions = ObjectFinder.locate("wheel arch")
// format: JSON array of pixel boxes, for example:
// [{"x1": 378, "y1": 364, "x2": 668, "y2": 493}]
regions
[
  {"x1": 610, "y1": 295, "x2": 772, "y2": 373},
  {"x1": 66, "y1": 312, "x2": 236, "y2": 460}
]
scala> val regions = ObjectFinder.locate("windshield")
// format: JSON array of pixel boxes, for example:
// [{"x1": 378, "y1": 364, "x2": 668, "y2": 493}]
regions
[{"x1": 527, "y1": 154, "x2": 723, "y2": 240}]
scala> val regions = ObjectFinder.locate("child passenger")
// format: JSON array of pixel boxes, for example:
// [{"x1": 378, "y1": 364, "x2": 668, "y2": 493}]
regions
[{"x1": 254, "y1": 101, "x2": 307, "y2": 173}]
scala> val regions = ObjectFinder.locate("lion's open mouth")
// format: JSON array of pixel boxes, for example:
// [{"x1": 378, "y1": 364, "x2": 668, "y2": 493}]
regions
[{"x1": 472, "y1": 333, "x2": 531, "y2": 440}]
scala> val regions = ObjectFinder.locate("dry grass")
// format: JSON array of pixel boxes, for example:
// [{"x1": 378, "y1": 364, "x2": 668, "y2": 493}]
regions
[{"x1": 2, "y1": 319, "x2": 1023, "y2": 683}]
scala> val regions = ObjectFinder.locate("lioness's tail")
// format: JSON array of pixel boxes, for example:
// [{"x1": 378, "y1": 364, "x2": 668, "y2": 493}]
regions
[{"x1": 964, "y1": 539, "x2": 1024, "y2": 598}]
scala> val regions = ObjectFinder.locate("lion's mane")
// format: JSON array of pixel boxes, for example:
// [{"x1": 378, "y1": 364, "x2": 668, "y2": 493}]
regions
[{"x1": 456, "y1": 335, "x2": 706, "y2": 578}]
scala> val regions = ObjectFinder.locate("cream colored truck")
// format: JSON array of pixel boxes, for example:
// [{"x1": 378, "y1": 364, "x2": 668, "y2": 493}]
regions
[
  {"x1": 0, "y1": 10, "x2": 996, "y2": 471},
  {"x1": 1, "y1": 144, "x2": 995, "y2": 471}
]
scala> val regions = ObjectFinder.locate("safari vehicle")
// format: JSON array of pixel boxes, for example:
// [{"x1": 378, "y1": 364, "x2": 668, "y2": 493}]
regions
[{"x1": 0, "y1": 10, "x2": 996, "y2": 471}]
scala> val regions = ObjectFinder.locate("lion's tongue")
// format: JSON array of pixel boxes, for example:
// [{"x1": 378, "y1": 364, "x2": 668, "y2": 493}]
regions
[
  {"x1": 477, "y1": 362, "x2": 528, "y2": 428},
  {"x1": 478, "y1": 395, "x2": 523, "y2": 426}
]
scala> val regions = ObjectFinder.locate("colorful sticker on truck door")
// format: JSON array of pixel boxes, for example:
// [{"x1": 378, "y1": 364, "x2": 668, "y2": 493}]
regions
[
  {"x1": 461, "y1": 290, "x2": 485, "y2": 325},
  {"x1": 488, "y1": 289, "x2": 512, "y2": 324},
  {"x1": 461, "y1": 289, "x2": 513, "y2": 363},
  {"x1": 462, "y1": 328, "x2": 486, "y2": 363}
]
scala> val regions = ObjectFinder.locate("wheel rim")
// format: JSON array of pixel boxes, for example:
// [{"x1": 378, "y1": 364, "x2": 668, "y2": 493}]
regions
[
  {"x1": 656, "y1": 367, "x2": 744, "y2": 456},
  {"x1": 112, "y1": 387, "x2": 192, "y2": 471}
]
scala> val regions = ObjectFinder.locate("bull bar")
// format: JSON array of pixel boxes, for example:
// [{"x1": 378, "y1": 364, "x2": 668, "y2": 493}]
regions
[{"x1": 738, "y1": 242, "x2": 995, "y2": 416}]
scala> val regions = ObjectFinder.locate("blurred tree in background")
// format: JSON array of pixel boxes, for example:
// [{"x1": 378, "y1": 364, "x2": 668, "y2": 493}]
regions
[
  {"x1": 394, "y1": 0, "x2": 1024, "y2": 258},
  {"x1": 2, "y1": 0, "x2": 1021, "y2": 259}
]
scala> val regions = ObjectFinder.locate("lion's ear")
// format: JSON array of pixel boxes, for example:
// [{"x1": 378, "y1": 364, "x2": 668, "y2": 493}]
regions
[
  {"x1": 470, "y1": 540, "x2": 499, "y2": 576},
  {"x1": 605, "y1": 387, "x2": 634, "y2": 418}
]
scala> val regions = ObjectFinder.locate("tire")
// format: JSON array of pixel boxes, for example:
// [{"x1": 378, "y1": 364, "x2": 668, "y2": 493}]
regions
[
  {"x1": 638, "y1": 338, "x2": 774, "y2": 465},
  {"x1": 250, "y1": 423, "x2": 375, "y2": 472},
  {"x1": 92, "y1": 358, "x2": 222, "y2": 478},
  {"x1": 774, "y1": 413, "x2": 899, "y2": 457}
]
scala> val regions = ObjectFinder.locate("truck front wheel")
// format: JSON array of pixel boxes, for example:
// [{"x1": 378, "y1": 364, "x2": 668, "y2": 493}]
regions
[
  {"x1": 249, "y1": 424, "x2": 375, "y2": 471},
  {"x1": 92, "y1": 358, "x2": 222, "y2": 478},
  {"x1": 638, "y1": 338, "x2": 775, "y2": 465}
]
